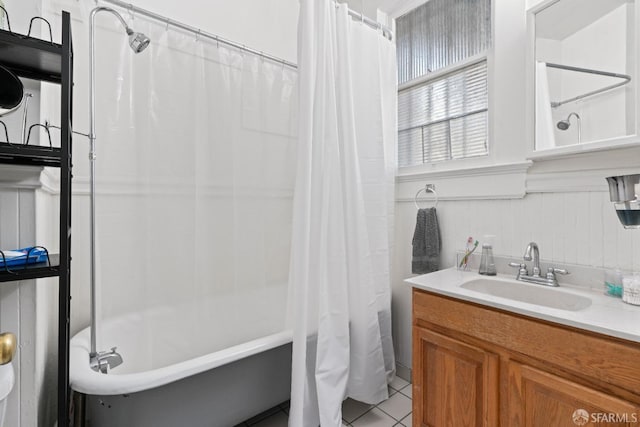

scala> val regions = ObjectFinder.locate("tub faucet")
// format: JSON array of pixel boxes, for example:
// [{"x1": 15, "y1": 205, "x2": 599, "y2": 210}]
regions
[{"x1": 90, "y1": 347, "x2": 123, "y2": 374}]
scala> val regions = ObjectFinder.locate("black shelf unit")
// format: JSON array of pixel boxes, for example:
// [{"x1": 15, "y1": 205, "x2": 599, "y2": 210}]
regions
[{"x1": 0, "y1": 13, "x2": 73, "y2": 427}]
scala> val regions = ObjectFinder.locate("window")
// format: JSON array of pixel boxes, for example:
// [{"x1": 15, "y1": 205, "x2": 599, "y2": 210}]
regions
[{"x1": 396, "y1": 0, "x2": 492, "y2": 167}]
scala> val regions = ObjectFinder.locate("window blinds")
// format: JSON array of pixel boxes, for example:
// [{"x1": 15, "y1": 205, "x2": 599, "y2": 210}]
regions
[
  {"x1": 398, "y1": 61, "x2": 488, "y2": 166},
  {"x1": 396, "y1": 0, "x2": 491, "y2": 167}
]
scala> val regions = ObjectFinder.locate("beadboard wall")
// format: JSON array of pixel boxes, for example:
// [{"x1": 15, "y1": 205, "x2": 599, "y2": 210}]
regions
[
  {"x1": 0, "y1": 184, "x2": 58, "y2": 427},
  {"x1": 391, "y1": 190, "x2": 640, "y2": 373}
]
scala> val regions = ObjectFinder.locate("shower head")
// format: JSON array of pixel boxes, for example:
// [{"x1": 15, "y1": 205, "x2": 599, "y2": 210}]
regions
[
  {"x1": 556, "y1": 112, "x2": 582, "y2": 144},
  {"x1": 90, "y1": 7, "x2": 151, "y2": 54},
  {"x1": 127, "y1": 29, "x2": 151, "y2": 53},
  {"x1": 556, "y1": 112, "x2": 580, "y2": 131}
]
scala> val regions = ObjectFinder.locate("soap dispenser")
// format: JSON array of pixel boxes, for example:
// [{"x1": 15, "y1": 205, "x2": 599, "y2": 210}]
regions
[
  {"x1": 478, "y1": 243, "x2": 496, "y2": 276},
  {"x1": 606, "y1": 174, "x2": 640, "y2": 229}
]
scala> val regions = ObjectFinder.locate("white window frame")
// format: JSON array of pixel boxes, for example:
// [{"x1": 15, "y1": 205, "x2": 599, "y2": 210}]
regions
[{"x1": 397, "y1": 51, "x2": 492, "y2": 173}]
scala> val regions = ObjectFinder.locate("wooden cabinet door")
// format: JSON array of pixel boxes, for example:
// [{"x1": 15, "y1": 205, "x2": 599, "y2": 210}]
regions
[
  {"x1": 507, "y1": 362, "x2": 640, "y2": 427},
  {"x1": 413, "y1": 327, "x2": 499, "y2": 427}
]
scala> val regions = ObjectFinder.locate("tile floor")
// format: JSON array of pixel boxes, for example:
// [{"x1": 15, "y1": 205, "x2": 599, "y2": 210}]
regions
[{"x1": 235, "y1": 376, "x2": 412, "y2": 427}]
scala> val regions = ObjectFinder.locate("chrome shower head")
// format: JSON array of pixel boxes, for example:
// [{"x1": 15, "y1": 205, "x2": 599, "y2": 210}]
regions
[
  {"x1": 127, "y1": 30, "x2": 151, "y2": 53},
  {"x1": 91, "y1": 7, "x2": 151, "y2": 54},
  {"x1": 556, "y1": 112, "x2": 580, "y2": 131}
]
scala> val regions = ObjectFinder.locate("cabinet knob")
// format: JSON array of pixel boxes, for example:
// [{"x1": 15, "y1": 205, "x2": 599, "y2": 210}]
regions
[{"x1": 0, "y1": 333, "x2": 16, "y2": 365}]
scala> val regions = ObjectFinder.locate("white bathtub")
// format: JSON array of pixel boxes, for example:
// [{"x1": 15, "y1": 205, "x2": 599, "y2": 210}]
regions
[{"x1": 70, "y1": 303, "x2": 293, "y2": 427}]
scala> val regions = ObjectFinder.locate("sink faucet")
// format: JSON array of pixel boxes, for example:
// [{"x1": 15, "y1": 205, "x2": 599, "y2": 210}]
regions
[
  {"x1": 523, "y1": 242, "x2": 541, "y2": 277},
  {"x1": 508, "y1": 242, "x2": 568, "y2": 287},
  {"x1": 90, "y1": 347, "x2": 123, "y2": 374}
]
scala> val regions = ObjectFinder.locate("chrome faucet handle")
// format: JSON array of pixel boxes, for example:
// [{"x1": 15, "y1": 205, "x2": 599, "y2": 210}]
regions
[
  {"x1": 509, "y1": 262, "x2": 527, "y2": 279},
  {"x1": 545, "y1": 267, "x2": 569, "y2": 284},
  {"x1": 90, "y1": 346, "x2": 124, "y2": 373},
  {"x1": 546, "y1": 267, "x2": 568, "y2": 278}
]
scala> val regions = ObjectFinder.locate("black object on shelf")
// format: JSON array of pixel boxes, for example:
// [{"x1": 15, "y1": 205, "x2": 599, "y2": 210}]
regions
[{"x1": 0, "y1": 12, "x2": 73, "y2": 427}]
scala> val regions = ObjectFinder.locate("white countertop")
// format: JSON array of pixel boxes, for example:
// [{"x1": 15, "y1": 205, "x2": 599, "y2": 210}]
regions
[{"x1": 405, "y1": 268, "x2": 640, "y2": 344}]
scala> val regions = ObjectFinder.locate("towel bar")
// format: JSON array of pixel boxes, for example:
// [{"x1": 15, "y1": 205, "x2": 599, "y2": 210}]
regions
[{"x1": 414, "y1": 184, "x2": 438, "y2": 209}]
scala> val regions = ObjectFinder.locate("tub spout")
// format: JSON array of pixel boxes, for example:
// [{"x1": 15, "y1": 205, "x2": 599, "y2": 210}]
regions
[{"x1": 90, "y1": 347, "x2": 123, "y2": 374}]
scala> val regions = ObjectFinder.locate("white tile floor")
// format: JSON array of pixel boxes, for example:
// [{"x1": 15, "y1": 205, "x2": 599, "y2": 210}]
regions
[{"x1": 235, "y1": 377, "x2": 412, "y2": 427}]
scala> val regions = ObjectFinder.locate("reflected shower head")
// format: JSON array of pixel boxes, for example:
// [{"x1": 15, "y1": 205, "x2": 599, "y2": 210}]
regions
[
  {"x1": 556, "y1": 112, "x2": 580, "y2": 131},
  {"x1": 556, "y1": 112, "x2": 582, "y2": 143},
  {"x1": 127, "y1": 29, "x2": 151, "y2": 53}
]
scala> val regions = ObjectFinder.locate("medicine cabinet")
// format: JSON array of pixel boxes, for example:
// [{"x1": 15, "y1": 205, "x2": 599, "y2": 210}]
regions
[{"x1": 529, "y1": 0, "x2": 640, "y2": 157}]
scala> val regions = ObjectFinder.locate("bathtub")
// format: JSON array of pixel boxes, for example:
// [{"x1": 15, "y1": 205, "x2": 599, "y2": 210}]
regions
[{"x1": 70, "y1": 304, "x2": 293, "y2": 427}]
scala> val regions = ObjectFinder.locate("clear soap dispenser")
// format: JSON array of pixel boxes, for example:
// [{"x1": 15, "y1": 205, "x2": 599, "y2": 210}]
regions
[{"x1": 478, "y1": 243, "x2": 496, "y2": 276}]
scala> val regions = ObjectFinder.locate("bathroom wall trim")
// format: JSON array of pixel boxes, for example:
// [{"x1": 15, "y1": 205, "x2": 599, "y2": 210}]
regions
[
  {"x1": 31, "y1": 174, "x2": 295, "y2": 199},
  {"x1": 0, "y1": 166, "x2": 44, "y2": 190},
  {"x1": 396, "y1": 161, "x2": 532, "y2": 183},
  {"x1": 526, "y1": 168, "x2": 638, "y2": 194},
  {"x1": 395, "y1": 161, "x2": 531, "y2": 201},
  {"x1": 38, "y1": 169, "x2": 60, "y2": 195}
]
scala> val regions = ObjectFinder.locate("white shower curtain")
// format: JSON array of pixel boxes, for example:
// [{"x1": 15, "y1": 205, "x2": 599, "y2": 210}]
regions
[
  {"x1": 288, "y1": 1, "x2": 397, "y2": 426},
  {"x1": 61, "y1": 1, "x2": 298, "y2": 369}
]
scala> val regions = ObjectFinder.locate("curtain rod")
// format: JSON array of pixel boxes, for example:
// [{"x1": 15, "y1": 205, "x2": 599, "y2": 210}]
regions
[
  {"x1": 98, "y1": 0, "x2": 394, "y2": 71},
  {"x1": 98, "y1": 0, "x2": 298, "y2": 69},
  {"x1": 546, "y1": 62, "x2": 632, "y2": 108},
  {"x1": 340, "y1": 3, "x2": 394, "y2": 40}
]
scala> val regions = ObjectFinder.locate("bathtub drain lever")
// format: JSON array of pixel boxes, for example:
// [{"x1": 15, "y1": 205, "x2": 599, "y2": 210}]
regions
[{"x1": 90, "y1": 347, "x2": 123, "y2": 374}]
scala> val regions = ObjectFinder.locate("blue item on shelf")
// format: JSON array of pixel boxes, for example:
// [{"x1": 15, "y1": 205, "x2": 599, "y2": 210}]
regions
[{"x1": 0, "y1": 247, "x2": 48, "y2": 268}]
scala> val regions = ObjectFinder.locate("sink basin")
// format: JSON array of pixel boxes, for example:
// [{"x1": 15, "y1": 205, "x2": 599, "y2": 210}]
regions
[{"x1": 460, "y1": 278, "x2": 592, "y2": 311}]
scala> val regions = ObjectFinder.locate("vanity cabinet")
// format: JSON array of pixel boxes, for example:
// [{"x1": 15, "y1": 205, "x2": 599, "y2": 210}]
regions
[
  {"x1": 414, "y1": 328, "x2": 499, "y2": 426},
  {"x1": 412, "y1": 288, "x2": 640, "y2": 427}
]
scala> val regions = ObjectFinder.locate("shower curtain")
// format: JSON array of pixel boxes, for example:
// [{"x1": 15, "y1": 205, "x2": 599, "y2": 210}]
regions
[
  {"x1": 65, "y1": 1, "x2": 298, "y2": 368},
  {"x1": 288, "y1": 1, "x2": 397, "y2": 426}
]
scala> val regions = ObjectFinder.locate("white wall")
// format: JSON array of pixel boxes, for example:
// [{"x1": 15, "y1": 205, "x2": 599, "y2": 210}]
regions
[{"x1": 2, "y1": 0, "x2": 42, "y2": 35}]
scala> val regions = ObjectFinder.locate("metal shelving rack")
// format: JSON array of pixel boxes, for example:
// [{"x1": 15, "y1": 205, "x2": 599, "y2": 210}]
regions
[{"x1": 0, "y1": 11, "x2": 73, "y2": 427}]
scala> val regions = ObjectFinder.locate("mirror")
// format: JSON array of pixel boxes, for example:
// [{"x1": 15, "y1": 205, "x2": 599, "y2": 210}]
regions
[
  {"x1": 533, "y1": 0, "x2": 637, "y2": 152},
  {"x1": 0, "y1": 65, "x2": 24, "y2": 117}
]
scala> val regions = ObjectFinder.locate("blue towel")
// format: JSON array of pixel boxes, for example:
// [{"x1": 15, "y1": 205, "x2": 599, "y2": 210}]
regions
[{"x1": 412, "y1": 208, "x2": 441, "y2": 274}]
